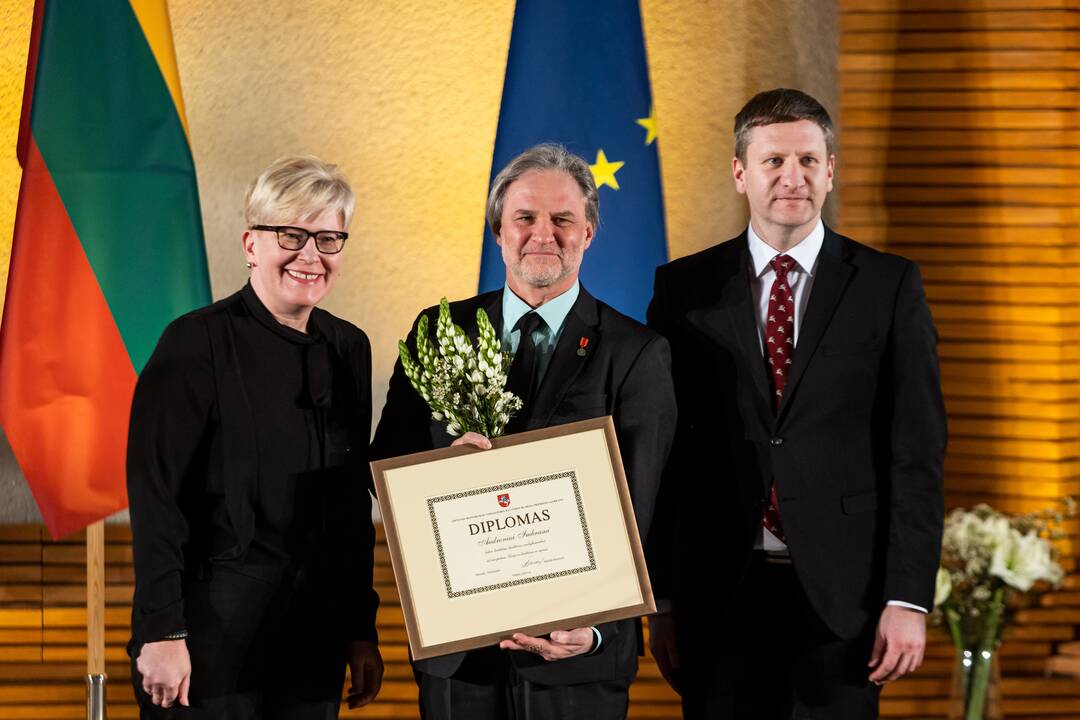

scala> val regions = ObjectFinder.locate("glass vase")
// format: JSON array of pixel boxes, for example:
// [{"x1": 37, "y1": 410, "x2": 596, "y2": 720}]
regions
[{"x1": 947, "y1": 645, "x2": 1003, "y2": 720}]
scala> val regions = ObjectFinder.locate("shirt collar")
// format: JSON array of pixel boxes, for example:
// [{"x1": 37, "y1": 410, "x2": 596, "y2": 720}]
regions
[
  {"x1": 747, "y1": 219, "x2": 825, "y2": 278},
  {"x1": 502, "y1": 281, "x2": 580, "y2": 335}
]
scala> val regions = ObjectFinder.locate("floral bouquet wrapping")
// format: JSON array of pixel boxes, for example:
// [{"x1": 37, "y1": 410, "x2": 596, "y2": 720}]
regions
[
  {"x1": 398, "y1": 297, "x2": 522, "y2": 438},
  {"x1": 935, "y1": 500, "x2": 1072, "y2": 720}
]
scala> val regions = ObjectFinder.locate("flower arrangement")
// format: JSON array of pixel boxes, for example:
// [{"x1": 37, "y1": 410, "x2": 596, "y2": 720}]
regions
[
  {"x1": 935, "y1": 499, "x2": 1073, "y2": 720},
  {"x1": 398, "y1": 297, "x2": 522, "y2": 438}
]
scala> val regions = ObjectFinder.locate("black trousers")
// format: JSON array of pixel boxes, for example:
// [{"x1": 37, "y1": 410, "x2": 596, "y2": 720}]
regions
[
  {"x1": 417, "y1": 646, "x2": 630, "y2": 720},
  {"x1": 130, "y1": 563, "x2": 346, "y2": 719},
  {"x1": 679, "y1": 555, "x2": 880, "y2": 720}
]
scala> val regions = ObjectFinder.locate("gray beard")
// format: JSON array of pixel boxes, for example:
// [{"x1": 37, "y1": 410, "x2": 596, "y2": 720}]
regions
[{"x1": 512, "y1": 260, "x2": 566, "y2": 288}]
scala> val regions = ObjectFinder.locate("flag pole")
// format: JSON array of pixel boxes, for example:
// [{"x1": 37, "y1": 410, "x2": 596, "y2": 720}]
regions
[{"x1": 86, "y1": 519, "x2": 107, "y2": 719}]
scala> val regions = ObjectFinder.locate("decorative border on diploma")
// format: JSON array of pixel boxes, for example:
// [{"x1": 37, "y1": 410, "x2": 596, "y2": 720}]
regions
[{"x1": 427, "y1": 470, "x2": 597, "y2": 598}]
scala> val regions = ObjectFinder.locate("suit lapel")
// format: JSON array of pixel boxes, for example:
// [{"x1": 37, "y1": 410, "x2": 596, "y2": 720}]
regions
[
  {"x1": 777, "y1": 229, "x2": 854, "y2": 419},
  {"x1": 530, "y1": 288, "x2": 599, "y2": 428},
  {"x1": 695, "y1": 239, "x2": 773, "y2": 414}
]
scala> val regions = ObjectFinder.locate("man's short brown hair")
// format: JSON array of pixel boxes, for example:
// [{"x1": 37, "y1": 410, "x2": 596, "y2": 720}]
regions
[{"x1": 734, "y1": 88, "x2": 835, "y2": 162}]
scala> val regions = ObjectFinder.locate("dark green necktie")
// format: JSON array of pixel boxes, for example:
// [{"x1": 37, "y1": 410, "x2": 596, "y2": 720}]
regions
[{"x1": 504, "y1": 312, "x2": 544, "y2": 433}]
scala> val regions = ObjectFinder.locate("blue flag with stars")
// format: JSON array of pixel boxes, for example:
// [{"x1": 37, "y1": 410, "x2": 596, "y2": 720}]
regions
[{"x1": 478, "y1": 0, "x2": 667, "y2": 322}]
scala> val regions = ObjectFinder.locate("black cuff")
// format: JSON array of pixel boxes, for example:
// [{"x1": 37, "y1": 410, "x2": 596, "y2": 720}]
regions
[{"x1": 132, "y1": 598, "x2": 186, "y2": 644}]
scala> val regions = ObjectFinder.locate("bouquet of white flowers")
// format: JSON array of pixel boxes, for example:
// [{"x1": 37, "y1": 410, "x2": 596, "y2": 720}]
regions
[
  {"x1": 398, "y1": 297, "x2": 523, "y2": 438},
  {"x1": 935, "y1": 500, "x2": 1072, "y2": 720}
]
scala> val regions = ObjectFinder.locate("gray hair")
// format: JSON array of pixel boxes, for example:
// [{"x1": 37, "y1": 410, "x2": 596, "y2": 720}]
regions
[
  {"x1": 486, "y1": 143, "x2": 599, "y2": 236},
  {"x1": 734, "y1": 88, "x2": 835, "y2": 163},
  {"x1": 244, "y1": 155, "x2": 356, "y2": 229}
]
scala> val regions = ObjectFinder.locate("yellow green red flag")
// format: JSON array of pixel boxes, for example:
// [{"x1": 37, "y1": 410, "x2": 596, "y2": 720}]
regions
[{"x1": 0, "y1": 0, "x2": 210, "y2": 538}]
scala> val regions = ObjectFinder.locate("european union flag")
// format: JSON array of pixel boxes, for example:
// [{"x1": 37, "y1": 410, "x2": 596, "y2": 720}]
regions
[{"x1": 478, "y1": 0, "x2": 667, "y2": 322}]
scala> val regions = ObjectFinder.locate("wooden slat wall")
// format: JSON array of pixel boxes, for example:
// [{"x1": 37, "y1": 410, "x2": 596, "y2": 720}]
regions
[
  {"x1": 0, "y1": 525, "x2": 684, "y2": 719},
  {"x1": 5, "y1": 532, "x2": 1080, "y2": 720},
  {"x1": 839, "y1": 0, "x2": 1080, "y2": 716}
]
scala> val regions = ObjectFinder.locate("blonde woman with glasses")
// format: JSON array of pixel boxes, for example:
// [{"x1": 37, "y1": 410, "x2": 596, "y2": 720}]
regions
[{"x1": 126, "y1": 156, "x2": 383, "y2": 719}]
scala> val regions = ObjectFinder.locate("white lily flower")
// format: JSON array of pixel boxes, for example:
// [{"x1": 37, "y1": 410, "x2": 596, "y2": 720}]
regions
[{"x1": 990, "y1": 528, "x2": 1063, "y2": 591}]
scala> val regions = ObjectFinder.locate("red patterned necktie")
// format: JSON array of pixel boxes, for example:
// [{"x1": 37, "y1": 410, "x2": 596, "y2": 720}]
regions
[{"x1": 763, "y1": 254, "x2": 795, "y2": 542}]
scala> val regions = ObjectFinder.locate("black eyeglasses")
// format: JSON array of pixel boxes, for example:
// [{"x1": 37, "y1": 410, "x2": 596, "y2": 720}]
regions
[{"x1": 250, "y1": 225, "x2": 348, "y2": 254}]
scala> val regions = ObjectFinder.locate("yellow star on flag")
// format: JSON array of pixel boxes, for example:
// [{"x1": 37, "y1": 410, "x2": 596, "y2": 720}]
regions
[
  {"x1": 590, "y1": 149, "x2": 625, "y2": 190},
  {"x1": 636, "y1": 106, "x2": 658, "y2": 145}
]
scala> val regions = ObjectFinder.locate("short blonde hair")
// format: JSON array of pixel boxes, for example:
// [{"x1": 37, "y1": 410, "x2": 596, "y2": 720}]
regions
[{"x1": 244, "y1": 155, "x2": 356, "y2": 228}]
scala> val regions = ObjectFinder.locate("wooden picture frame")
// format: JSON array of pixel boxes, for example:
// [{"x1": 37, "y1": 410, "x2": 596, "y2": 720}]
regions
[{"x1": 371, "y1": 416, "x2": 655, "y2": 660}]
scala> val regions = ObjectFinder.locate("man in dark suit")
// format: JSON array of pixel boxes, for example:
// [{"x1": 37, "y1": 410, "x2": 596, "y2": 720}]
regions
[
  {"x1": 645, "y1": 89, "x2": 946, "y2": 719},
  {"x1": 372, "y1": 143, "x2": 676, "y2": 719}
]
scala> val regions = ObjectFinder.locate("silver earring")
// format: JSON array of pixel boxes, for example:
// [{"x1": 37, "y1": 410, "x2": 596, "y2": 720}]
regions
[{"x1": 246, "y1": 261, "x2": 253, "y2": 269}]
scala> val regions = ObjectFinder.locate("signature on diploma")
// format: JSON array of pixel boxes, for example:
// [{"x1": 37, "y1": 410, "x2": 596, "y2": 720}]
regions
[{"x1": 521, "y1": 554, "x2": 564, "y2": 570}]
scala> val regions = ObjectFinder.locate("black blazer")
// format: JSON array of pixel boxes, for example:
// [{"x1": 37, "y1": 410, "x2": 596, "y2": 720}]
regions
[
  {"x1": 646, "y1": 227, "x2": 946, "y2": 650},
  {"x1": 372, "y1": 286, "x2": 676, "y2": 684},
  {"x1": 127, "y1": 288, "x2": 379, "y2": 650}
]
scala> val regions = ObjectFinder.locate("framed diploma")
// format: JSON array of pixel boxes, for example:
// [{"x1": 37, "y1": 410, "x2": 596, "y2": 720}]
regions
[{"x1": 371, "y1": 416, "x2": 655, "y2": 660}]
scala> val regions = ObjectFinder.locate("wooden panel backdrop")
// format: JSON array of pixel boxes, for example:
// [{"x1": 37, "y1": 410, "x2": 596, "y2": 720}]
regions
[
  {"x1": 838, "y1": 0, "x2": 1080, "y2": 716},
  {"x1": 0, "y1": 525, "x2": 683, "y2": 718},
  {"x1": 7, "y1": 0, "x2": 1080, "y2": 717}
]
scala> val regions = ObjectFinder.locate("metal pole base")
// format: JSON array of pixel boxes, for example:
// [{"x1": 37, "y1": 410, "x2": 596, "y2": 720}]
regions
[{"x1": 87, "y1": 673, "x2": 107, "y2": 720}]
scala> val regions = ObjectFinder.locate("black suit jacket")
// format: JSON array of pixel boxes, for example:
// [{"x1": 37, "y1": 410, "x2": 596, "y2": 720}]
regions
[
  {"x1": 646, "y1": 227, "x2": 946, "y2": 652},
  {"x1": 372, "y1": 286, "x2": 676, "y2": 684}
]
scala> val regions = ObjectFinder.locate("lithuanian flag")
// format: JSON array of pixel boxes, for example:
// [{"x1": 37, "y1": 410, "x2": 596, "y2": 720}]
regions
[{"x1": 0, "y1": 0, "x2": 210, "y2": 539}]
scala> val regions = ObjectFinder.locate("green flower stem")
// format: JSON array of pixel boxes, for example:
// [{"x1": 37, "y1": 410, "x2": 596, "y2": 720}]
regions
[
  {"x1": 965, "y1": 586, "x2": 1004, "y2": 720},
  {"x1": 945, "y1": 607, "x2": 963, "y2": 653}
]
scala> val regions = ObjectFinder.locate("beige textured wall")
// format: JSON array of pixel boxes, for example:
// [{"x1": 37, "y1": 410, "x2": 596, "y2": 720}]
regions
[
  {"x1": 0, "y1": 1, "x2": 36, "y2": 522},
  {"x1": 0, "y1": 0, "x2": 836, "y2": 522}
]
